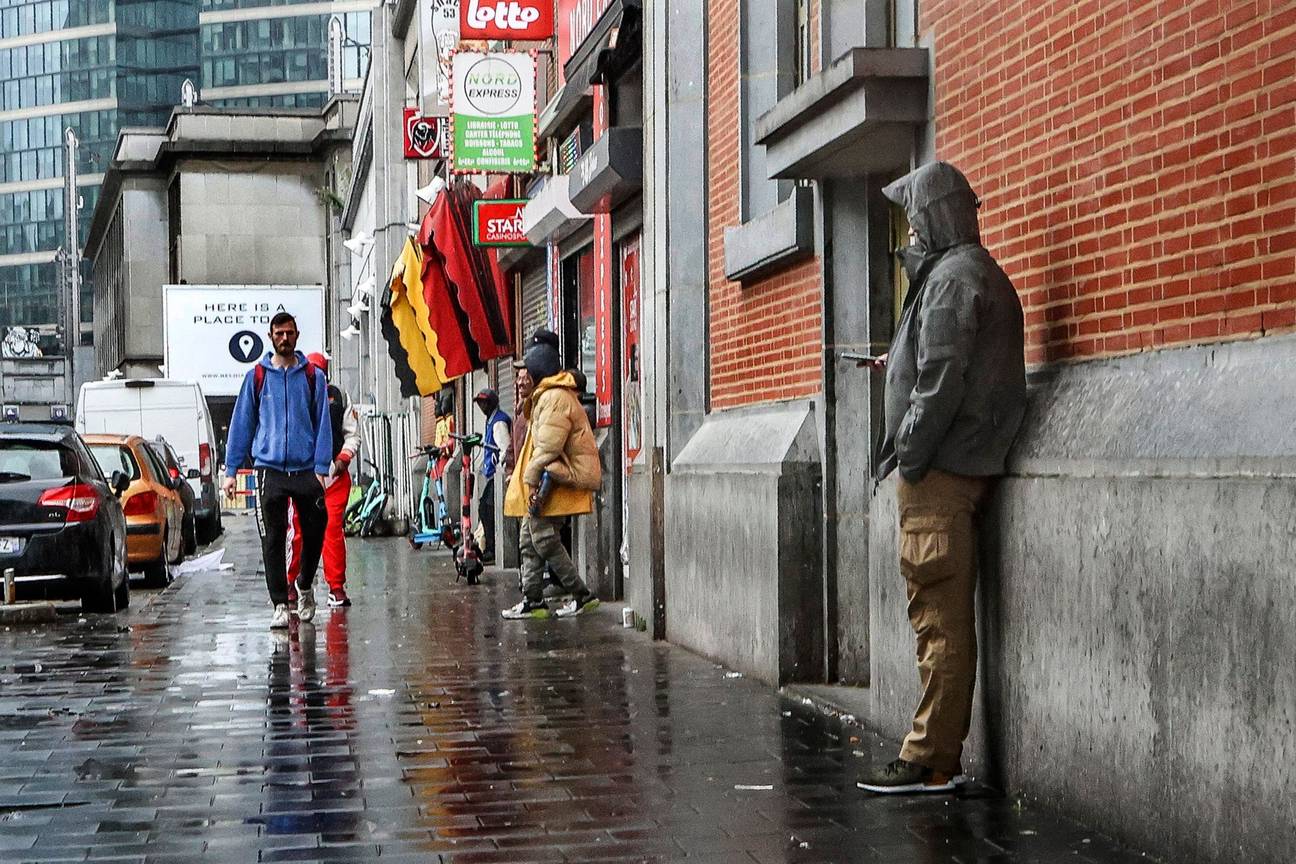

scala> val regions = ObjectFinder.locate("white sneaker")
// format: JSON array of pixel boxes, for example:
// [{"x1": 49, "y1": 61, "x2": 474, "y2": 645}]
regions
[
  {"x1": 555, "y1": 596, "x2": 600, "y2": 618},
  {"x1": 270, "y1": 603, "x2": 290, "y2": 629},
  {"x1": 296, "y1": 582, "x2": 316, "y2": 623},
  {"x1": 501, "y1": 600, "x2": 551, "y2": 620}
]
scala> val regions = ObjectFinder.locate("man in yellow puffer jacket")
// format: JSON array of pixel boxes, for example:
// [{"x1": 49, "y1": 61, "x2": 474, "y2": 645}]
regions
[{"x1": 501, "y1": 340, "x2": 602, "y2": 620}]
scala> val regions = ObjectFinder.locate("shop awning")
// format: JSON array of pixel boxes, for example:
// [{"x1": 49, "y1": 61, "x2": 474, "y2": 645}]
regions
[
  {"x1": 568, "y1": 126, "x2": 643, "y2": 214},
  {"x1": 521, "y1": 174, "x2": 590, "y2": 245},
  {"x1": 754, "y1": 47, "x2": 929, "y2": 180}
]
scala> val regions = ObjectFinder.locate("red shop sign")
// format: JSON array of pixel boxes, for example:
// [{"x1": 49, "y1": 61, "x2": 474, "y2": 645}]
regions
[
  {"x1": 403, "y1": 108, "x2": 448, "y2": 159},
  {"x1": 557, "y1": 0, "x2": 612, "y2": 74},
  {"x1": 460, "y1": 0, "x2": 554, "y2": 40},
  {"x1": 472, "y1": 199, "x2": 529, "y2": 246}
]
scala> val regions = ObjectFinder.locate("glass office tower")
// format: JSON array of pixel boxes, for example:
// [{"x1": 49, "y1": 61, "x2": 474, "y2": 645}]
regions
[
  {"x1": 0, "y1": 0, "x2": 372, "y2": 348},
  {"x1": 0, "y1": 0, "x2": 199, "y2": 345},
  {"x1": 200, "y1": 1, "x2": 372, "y2": 109}
]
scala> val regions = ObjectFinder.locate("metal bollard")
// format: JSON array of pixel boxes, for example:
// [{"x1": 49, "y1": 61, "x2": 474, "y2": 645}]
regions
[{"x1": 3, "y1": 568, "x2": 14, "y2": 605}]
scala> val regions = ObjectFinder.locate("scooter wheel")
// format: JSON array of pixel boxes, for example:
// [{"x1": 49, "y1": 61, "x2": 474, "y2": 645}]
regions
[{"x1": 411, "y1": 540, "x2": 423, "y2": 550}]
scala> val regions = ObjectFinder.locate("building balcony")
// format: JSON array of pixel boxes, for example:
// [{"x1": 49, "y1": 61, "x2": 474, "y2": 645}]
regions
[{"x1": 755, "y1": 48, "x2": 928, "y2": 180}]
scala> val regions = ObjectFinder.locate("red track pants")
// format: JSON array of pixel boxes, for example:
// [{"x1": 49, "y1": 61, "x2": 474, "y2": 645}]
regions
[{"x1": 288, "y1": 471, "x2": 351, "y2": 592}]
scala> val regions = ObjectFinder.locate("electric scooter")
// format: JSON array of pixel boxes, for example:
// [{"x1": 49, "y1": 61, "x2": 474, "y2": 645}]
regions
[
  {"x1": 409, "y1": 444, "x2": 457, "y2": 549},
  {"x1": 344, "y1": 459, "x2": 388, "y2": 537},
  {"x1": 448, "y1": 432, "x2": 499, "y2": 586}
]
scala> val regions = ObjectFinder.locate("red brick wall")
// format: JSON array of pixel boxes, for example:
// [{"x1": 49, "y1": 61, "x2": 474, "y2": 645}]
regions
[
  {"x1": 707, "y1": 0, "x2": 825, "y2": 409},
  {"x1": 926, "y1": 0, "x2": 1296, "y2": 365}
]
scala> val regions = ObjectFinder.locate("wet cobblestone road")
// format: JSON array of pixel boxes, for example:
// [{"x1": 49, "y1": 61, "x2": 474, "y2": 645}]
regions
[{"x1": 0, "y1": 515, "x2": 1157, "y2": 863}]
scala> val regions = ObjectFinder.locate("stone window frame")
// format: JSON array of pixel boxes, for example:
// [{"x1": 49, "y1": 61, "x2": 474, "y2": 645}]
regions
[{"x1": 724, "y1": 0, "x2": 814, "y2": 283}]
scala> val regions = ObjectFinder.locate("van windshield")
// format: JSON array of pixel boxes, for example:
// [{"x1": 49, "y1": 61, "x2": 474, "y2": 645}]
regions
[{"x1": 89, "y1": 445, "x2": 140, "y2": 481}]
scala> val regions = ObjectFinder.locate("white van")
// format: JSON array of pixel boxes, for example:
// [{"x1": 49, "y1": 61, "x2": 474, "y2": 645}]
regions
[{"x1": 76, "y1": 378, "x2": 223, "y2": 543}]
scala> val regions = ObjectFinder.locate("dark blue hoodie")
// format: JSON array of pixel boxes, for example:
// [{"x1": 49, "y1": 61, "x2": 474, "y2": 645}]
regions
[{"x1": 224, "y1": 352, "x2": 332, "y2": 477}]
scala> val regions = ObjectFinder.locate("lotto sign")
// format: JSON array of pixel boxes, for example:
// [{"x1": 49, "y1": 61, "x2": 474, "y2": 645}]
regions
[
  {"x1": 472, "y1": 199, "x2": 529, "y2": 246},
  {"x1": 460, "y1": 0, "x2": 554, "y2": 40},
  {"x1": 404, "y1": 108, "x2": 448, "y2": 158},
  {"x1": 451, "y1": 51, "x2": 537, "y2": 174}
]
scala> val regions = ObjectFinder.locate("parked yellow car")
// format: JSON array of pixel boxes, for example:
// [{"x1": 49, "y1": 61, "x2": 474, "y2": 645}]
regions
[{"x1": 85, "y1": 434, "x2": 184, "y2": 587}]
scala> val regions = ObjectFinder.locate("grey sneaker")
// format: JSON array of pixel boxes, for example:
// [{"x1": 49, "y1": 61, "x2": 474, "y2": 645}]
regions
[
  {"x1": 857, "y1": 758, "x2": 964, "y2": 794},
  {"x1": 296, "y1": 581, "x2": 316, "y2": 623},
  {"x1": 269, "y1": 603, "x2": 290, "y2": 629}
]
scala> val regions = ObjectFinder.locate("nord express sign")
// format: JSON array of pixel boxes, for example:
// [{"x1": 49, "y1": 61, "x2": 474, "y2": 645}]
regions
[
  {"x1": 460, "y1": 0, "x2": 554, "y2": 40},
  {"x1": 472, "y1": 199, "x2": 529, "y2": 246}
]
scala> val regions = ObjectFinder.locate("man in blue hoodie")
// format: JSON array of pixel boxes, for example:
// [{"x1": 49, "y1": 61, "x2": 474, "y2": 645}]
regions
[{"x1": 222, "y1": 312, "x2": 333, "y2": 629}]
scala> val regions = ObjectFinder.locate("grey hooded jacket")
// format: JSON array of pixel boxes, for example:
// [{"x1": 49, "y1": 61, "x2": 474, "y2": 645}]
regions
[{"x1": 876, "y1": 162, "x2": 1027, "y2": 483}]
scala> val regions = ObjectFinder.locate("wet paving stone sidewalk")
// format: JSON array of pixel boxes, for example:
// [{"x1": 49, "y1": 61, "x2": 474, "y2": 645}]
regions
[{"x1": 0, "y1": 515, "x2": 1159, "y2": 863}]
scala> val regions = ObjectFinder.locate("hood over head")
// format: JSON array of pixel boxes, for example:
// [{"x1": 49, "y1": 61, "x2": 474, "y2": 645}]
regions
[
  {"x1": 528, "y1": 327, "x2": 560, "y2": 350},
  {"x1": 306, "y1": 351, "x2": 329, "y2": 372},
  {"x1": 524, "y1": 342, "x2": 563, "y2": 384},
  {"x1": 883, "y1": 162, "x2": 981, "y2": 253}
]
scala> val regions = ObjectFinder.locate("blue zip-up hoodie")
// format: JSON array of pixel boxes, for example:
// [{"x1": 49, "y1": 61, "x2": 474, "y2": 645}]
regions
[{"x1": 224, "y1": 352, "x2": 332, "y2": 477}]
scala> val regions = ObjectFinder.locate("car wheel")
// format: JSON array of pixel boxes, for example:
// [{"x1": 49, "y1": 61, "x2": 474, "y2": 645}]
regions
[
  {"x1": 182, "y1": 514, "x2": 197, "y2": 557},
  {"x1": 197, "y1": 510, "x2": 222, "y2": 545},
  {"x1": 142, "y1": 538, "x2": 170, "y2": 588},
  {"x1": 82, "y1": 540, "x2": 119, "y2": 614}
]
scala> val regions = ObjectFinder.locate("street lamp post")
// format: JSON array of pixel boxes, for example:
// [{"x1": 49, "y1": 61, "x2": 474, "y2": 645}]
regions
[{"x1": 63, "y1": 128, "x2": 80, "y2": 409}]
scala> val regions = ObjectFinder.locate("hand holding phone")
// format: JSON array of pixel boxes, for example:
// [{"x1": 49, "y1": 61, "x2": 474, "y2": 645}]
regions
[{"x1": 841, "y1": 350, "x2": 888, "y2": 369}]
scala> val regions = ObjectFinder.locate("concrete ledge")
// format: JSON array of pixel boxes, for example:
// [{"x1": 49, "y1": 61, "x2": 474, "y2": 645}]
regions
[
  {"x1": 754, "y1": 47, "x2": 928, "y2": 179},
  {"x1": 1013, "y1": 334, "x2": 1296, "y2": 477},
  {"x1": 0, "y1": 602, "x2": 58, "y2": 624},
  {"x1": 666, "y1": 401, "x2": 823, "y2": 685},
  {"x1": 723, "y1": 187, "x2": 814, "y2": 283}
]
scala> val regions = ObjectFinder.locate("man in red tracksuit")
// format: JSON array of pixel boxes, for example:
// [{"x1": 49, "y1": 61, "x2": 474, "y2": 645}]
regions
[{"x1": 288, "y1": 352, "x2": 362, "y2": 607}]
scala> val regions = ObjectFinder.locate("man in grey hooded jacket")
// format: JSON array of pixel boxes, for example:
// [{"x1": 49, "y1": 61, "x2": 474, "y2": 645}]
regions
[{"x1": 859, "y1": 162, "x2": 1027, "y2": 794}]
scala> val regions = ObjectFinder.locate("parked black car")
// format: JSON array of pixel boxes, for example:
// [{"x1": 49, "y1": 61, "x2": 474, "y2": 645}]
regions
[
  {"x1": 0, "y1": 423, "x2": 130, "y2": 612},
  {"x1": 145, "y1": 437, "x2": 197, "y2": 556}
]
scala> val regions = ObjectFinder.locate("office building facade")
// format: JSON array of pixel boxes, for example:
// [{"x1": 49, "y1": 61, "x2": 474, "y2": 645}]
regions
[
  {"x1": 199, "y1": 0, "x2": 375, "y2": 109},
  {"x1": 0, "y1": 0, "x2": 373, "y2": 351}
]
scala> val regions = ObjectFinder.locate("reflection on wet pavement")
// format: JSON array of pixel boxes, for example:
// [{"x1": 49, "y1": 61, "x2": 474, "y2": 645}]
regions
[{"x1": 0, "y1": 516, "x2": 1155, "y2": 863}]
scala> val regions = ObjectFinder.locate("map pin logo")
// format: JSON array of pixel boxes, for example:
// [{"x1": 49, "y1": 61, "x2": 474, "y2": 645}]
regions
[{"x1": 229, "y1": 330, "x2": 263, "y2": 363}]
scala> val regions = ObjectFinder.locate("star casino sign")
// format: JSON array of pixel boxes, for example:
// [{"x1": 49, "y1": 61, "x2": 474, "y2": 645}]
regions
[{"x1": 404, "y1": 108, "x2": 448, "y2": 159}]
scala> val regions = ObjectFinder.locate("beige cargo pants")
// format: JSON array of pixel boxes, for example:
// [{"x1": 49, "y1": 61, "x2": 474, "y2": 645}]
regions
[{"x1": 896, "y1": 468, "x2": 990, "y2": 775}]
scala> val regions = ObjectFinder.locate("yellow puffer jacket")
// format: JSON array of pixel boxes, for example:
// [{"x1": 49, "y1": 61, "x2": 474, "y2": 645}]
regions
[{"x1": 504, "y1": 372, "x2": 602, "y2": 518}]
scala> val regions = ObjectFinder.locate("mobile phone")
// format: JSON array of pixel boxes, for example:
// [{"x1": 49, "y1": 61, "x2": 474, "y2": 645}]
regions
[{"x1": 841, "y1": 351, "x2": 882, "y2": 364}]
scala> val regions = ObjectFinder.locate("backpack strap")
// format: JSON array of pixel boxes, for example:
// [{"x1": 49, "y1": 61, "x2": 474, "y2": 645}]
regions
[{"x1": 252, "y1": 361, "x2": 317, "y2": 422}]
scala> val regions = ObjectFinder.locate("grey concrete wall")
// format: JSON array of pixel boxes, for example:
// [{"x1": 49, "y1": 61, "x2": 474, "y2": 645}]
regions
[
  {"x1": 123, "y1": 181, "x2": 169, "y2": 363},
  {"x1": 864, "y1": 336, "x2": 1296, "y2": 864},
  {"x1": 822, "y1": 179, "x2": 895, "y2": 685},
  {"x1": 666, "y1": 401, "x2": 824, "y2": 685},
  {"x1": 177, "y1": 163, "x2": 327, "y2": 287},
  {"x1": 664, "y1": 0, "x2": 708, "y2": 458}
]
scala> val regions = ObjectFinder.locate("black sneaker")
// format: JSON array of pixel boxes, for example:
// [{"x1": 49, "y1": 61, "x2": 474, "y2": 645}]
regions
[{"x1": 857, "y1": 758, "x2": 964, "y2": 794}]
